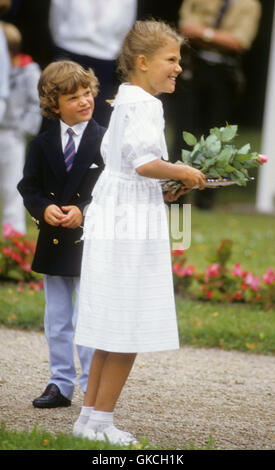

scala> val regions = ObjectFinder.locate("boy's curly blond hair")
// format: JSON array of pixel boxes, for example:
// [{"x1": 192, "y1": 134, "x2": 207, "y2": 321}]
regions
[{"x1": 38, "y1": 60, "x2": 99, "y2": 120}]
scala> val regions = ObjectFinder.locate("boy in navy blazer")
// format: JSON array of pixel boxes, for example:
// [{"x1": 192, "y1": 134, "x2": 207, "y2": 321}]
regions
[{"x1": 18, "y1": 60, "x2": 105, "y2": 408}]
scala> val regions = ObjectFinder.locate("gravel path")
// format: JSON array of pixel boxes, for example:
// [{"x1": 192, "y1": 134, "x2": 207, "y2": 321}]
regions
[{"x1": 0, "y1": 327, "x2": 274, "y2": 450}]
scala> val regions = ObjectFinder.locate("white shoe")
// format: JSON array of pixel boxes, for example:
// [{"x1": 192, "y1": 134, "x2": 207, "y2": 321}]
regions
[
  {"x1": 81, "y1": 426, "x2": 98, "y2": 441},
  {"x1": 73, "y1": 419, "x2": 87, "y2": 437},
  {"x1": 95, "y1": 425, "x2": 138, "y2": 446}
]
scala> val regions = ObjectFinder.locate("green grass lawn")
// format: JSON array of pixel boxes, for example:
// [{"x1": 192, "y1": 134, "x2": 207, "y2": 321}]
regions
[
  {"x1": 0, "y1": 424, "x2": 216, "y2": 451},
  {"x1": 176, "y1": 297, "x2": 274, "y2": 354},
  {"x1": 0, "y1": 424, "x2": 153, "y2": 451},
  {"x1": 181, "y1": 208, "x2": 275, "y2": 275},
  {"x1": 0, "y1": 282, "x2": 44, "y2": 330}
]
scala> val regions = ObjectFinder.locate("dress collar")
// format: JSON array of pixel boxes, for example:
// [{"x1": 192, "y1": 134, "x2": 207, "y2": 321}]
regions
[{"x1": 113, "y1": 83, "x2": 160, "y2": 106}]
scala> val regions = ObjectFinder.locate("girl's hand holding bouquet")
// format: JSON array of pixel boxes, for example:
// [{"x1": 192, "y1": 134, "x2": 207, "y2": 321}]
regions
[{"x1": 162, "y1": 124, "x2": 268, "y2": 195}]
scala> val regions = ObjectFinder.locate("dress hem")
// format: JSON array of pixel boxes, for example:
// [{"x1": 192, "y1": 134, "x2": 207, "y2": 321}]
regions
[{"x1": 75, "y1": 339, "x2": 180, "y2": 354}]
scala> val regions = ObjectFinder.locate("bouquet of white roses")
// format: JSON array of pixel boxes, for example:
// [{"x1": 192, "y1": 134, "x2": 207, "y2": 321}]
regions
[{"x1": 162, "y1": 124, "x2": 268, "y2": 195}]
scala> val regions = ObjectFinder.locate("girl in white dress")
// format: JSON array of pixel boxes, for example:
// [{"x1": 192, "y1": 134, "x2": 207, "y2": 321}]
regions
[{"x1": 73, "y1": 20, "x2": 205, "y2": 445}]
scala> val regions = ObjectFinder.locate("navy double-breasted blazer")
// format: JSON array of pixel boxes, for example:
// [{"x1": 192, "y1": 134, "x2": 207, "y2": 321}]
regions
[{"x1": 17, "y1": 118, "x2": 105, "y2": 276}]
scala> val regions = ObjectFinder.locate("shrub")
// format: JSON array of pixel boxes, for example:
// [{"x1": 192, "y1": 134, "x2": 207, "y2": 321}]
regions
[
  {"x1": 0, "y1": 223, "x2": 42, "y2": 290},
  {"x1": 172, "y1": 240, "x2": 275, "y2": 309}
]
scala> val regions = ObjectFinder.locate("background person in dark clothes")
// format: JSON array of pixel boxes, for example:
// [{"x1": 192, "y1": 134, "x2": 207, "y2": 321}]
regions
[{"x1": 174, "y1": 0, "x2": 262, "y2": 209}]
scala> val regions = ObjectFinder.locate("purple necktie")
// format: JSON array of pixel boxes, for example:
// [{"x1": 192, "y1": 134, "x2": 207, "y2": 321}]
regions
[{"x1": 64, "y1": 128, "x2": 76, "y2": 172}]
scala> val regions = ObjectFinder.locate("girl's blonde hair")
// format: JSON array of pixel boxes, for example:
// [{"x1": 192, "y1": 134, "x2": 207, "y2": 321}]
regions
[
  {"x1": 117, "y1": 19, "x2": 184, "y2": 81},
  {"x1": 38, "y1": 60, "x2": 99, "y2": 120}
]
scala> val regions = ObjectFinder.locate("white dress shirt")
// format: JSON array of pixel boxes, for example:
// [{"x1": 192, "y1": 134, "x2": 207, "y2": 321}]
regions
[
  {"x1": 49, "y1": 0, "x2": 137, "y2": 60},
  {"x1": 60, "y1": 120, "x2": 88, "y2": 153}
]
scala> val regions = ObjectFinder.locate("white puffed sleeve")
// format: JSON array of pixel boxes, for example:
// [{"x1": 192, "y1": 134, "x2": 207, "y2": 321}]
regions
[{"x1": 122, "y1": 99, "x2": 168, "y2": 169}]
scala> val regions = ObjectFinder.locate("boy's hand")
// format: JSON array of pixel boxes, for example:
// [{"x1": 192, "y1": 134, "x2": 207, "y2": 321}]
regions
[
  {"x1": 60, "y1": 205, "x2": 83, "y2": 229},
  {"x1": 44, "y1": 204, "x2": 65, "y2": 226}
]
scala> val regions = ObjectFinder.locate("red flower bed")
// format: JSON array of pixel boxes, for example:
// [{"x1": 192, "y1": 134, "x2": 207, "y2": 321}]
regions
[{"x1": 172, "y1": 240, "x2": 275, "y2": 309}]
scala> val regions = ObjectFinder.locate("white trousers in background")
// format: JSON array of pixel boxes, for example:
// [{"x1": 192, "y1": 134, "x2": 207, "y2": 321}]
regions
[
  {"x1": 0, "y1": 129, "x2": 26, "y2": 234},
  {"x1": 44, "y1": 275, "x2": 95, "y2": 400}
]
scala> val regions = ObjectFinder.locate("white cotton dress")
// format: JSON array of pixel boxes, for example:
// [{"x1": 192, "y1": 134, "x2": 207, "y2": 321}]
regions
[{"x1": 75, "y1": 83, "x2": 180, "y2": 353}]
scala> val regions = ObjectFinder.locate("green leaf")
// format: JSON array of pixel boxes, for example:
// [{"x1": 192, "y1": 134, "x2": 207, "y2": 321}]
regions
[
  {"x1": 199, "y1": 135, "x2": 206, "y2": 145},
  {"x1": 181, "y1": 149, "x2": 191, "y2": 164},
  {"x1": 206, "y1": 168, "x2": 221, "y2": 178},
  {"x1": 191, "y1": 142, "x2": 201, "y2": 153},
  {"x1": 235, "y1": 153, "x2": 251, "y2": 163},
  {"x1": 205, "y1": 134, "x2": 222, "y2": 155},
  {"x1": 225, "y1": 164, "x2": 236, "y2": 173},
  {"x1": 220, "y1": 125, "x2": 238, "y2": 142},
  {"x1": 238, "y1": 143, "x2": 251, "y2": 154},
  {"x1": 216, "y1": 166, "x2": 228, "y2": 175},
  {"x1": 209, "y1": 127, "x2": 222, "y2": 140},
  {"x1": 230, "y1": 169, "x2": 248, "y2": 186},
  {"x1": 183, "y1": 131, "x2": 197, "y2": 147},
  {"x1": 193, "y1": 155, "x2": 205, "y2": 166},
  {"x1": 217, "y1": 148, "x2": 235, "y2": 166},
  {"x1": 232, "y1": 159, "x2": 242, "y2": 169},
  {"x1": 201, "y1": 156, "x2": 218, "y2": 172}
]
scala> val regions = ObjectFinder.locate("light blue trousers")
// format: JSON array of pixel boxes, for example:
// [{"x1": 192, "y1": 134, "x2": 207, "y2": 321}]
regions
[{"x1": 43, "y1": 274, "x2": 94, "y2": 400}]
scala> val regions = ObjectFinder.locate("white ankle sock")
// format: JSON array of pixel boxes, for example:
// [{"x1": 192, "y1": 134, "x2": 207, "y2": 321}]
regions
[
  {"x1": 81, "y1": 406, "x2": 94, "y2": 416},
  {"x1": 86, "y1": 409, "x2": 114, "y2": 432},
  {"x1": 77, "y1": 406, "x2": 94, "y2": 425}
]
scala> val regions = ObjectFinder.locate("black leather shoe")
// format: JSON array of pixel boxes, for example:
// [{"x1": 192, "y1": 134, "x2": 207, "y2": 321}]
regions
[{"x1": 32, "y1": 383, "x2": 71, "y2": 408}]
